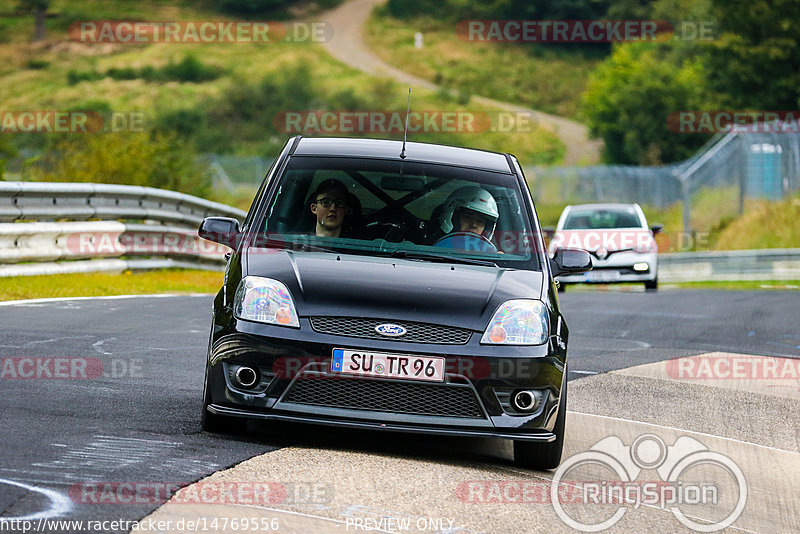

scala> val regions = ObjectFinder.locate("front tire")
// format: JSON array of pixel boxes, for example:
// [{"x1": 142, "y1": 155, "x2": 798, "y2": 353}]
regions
[
  {"x1": 513, "y1": 375, "x2": 567, "y2": 470},
  {"x1": 644, "y1": 277, "x2": 658, "y2": 292}
]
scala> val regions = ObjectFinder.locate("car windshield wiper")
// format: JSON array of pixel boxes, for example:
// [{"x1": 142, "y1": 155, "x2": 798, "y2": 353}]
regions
[{"x1": 385, "y1": 249, "x2": 498, "y2": 268}]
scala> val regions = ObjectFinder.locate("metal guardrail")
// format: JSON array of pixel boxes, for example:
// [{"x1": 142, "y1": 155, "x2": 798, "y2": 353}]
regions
[
  {"x1": 1, "y1": 182, "x2": 797, "y2": 281},
  {"x1": 0, "y1": 181, "x2": 244, "y2": 226},
  {"x1": 0, "y1": 182, "x2": 246, "y2": 277},
  {"x1": 659, "y1": 249, "x2": 800, "y2": 282}
]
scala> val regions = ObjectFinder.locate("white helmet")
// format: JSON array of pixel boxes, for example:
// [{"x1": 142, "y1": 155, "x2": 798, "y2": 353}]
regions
[{"x1": 438, "y1": 186, "x2": 499, "y2": 238}]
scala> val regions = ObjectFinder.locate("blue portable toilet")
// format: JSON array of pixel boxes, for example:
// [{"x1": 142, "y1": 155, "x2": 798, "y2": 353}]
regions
[{"x1": 747, "y1": 143, "x2": 783, "y2": 199}]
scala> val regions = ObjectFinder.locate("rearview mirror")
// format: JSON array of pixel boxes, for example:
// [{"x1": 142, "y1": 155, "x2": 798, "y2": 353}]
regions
[
  {"x1": 550, "y1": 247, "x2": 592, "y2": 277},
  {"x1": 198, "y1": 217, "x2": 241, "y2": 249},
  {"x1": 381, "y1": 175, "x2": 425, "y2": 191},
  {"x1": 650, "y1": 223, "x2": 663, "y2": 235}
]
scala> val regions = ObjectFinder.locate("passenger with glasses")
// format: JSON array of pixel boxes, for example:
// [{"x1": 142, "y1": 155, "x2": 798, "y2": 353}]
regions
[{"x1": 308, "y1": 178, "x2": 355, "y2": 238}]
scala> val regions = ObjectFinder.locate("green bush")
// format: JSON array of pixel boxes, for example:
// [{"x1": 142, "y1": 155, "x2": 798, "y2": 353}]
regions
[
  {"x1": 67, "y1": 69, "x2": 103, "y2": 85},
  {"x1": 67, "y1": 55, "x2": 223, "y2": 86},
  {"x1": 105, "y1": 66, "x2": 139, "y2": 80},
  {"x1": 26, "y1": 58, "x2": 49, "y2": 69},
  {"x1": 218, "y1": 0, "x2": 292, "y2": 15},
  {"x1": 29, "y1": 132, "x2": 211, "y2": 199},
  {"x1": 159, "y1": 54, "x2": 222, "y2": 83}
]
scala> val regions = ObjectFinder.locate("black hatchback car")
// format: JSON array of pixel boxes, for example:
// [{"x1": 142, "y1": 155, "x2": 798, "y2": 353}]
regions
[{"x1": 198, "y1": 137, "x2": 591, "y2": 469}]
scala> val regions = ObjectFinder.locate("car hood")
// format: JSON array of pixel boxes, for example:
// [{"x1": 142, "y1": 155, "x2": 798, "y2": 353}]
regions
[{"x1": 245, "y1": 248, "x2": 544, "y2": 330}]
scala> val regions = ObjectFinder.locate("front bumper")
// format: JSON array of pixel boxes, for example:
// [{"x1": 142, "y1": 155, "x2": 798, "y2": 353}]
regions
[
  {"x1": 204, "y1": 313, "x2": 567, "y2": 441},
  {"x1": 558, "y1": 251, "x2": 658, "y2": 284}
]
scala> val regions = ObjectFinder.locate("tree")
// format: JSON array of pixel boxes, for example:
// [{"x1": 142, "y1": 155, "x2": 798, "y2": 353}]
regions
[
  {"x1": 218, "y1": 0, "x2": 292, "y2": 15},
  {"x1": 30, "y1": 132, "x2": 211, "y2": 198},
  {"x1": 705, "y1": 0, "x2": 800, "y2": 109},
  {"x1": 581, "y1": 41, "x2": 713, "y2": 164},
  {"x1": 17, "y1": 0, "x2": 48, "y2": 41}
]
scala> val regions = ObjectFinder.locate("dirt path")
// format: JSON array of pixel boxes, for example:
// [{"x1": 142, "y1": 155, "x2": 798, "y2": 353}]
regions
[{"x1": 319, "y1": 0, "x2": 602, "y2": 165}]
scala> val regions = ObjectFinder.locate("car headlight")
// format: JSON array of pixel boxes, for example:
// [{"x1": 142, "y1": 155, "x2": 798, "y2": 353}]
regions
[
  {"x1": 481, "y1": 299, "x2": 550, "y2": 345},
  {"x1": 234, "y1": 276, "x2": 299, "y2": 327}
]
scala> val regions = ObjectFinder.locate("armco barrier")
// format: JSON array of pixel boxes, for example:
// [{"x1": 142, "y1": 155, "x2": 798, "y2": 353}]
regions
[
  {"x1": 0, "y1": 181, "x2": 244, "y2": 226},
  {"x1": 659, "y1": 249, "x2": 800, "y2": 282},
  {"x1": 1, "y1": 182, "x2": 797, "y2": 280},
  {"x1": 0, "y1": 182, "x2": 246, "y2": 277}
]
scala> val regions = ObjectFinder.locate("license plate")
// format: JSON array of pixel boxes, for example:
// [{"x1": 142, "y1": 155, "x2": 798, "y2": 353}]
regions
[
  {"x1": 331, "y1": 348, "x2": 445, "y2": 382},
  {"x1": 585, "y1": 270, "x2": 621, "y2": 282}
]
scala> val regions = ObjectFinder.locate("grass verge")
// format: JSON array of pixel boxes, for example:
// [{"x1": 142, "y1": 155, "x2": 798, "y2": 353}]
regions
[
  {"x1": 364, "y1": 12, "x2": 602, "y2": 119},
  {"x1": 1, "y1": 1, "x2": 565, "y2": 167},
  {"x1": 564, "y1": 280, "x2": 800, "y2": 291},
  {"x1": 0, "y1": 269, "x2": 221, "y2": 301},
  {"x1": 669, "y1": 280, "x2": 800, "y2": 290}
]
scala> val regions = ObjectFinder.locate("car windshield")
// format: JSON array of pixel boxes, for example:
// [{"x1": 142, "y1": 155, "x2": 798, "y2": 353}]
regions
[
  {"x1": 562, "y1": 207, "x2": 643, "y2": 229},
  {"x1": 254, "y1": 156, "x2": 541, "y2": 270}
]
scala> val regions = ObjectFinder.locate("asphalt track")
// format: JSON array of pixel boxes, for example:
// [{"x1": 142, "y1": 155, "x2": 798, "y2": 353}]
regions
[{"x1": 1, "y1": 290, "x2": 798, "y2": 533}]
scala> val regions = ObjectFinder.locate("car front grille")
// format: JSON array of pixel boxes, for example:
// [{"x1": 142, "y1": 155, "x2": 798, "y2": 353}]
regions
[
  {"x1": 282, "y1": 377, "x2": 484, "y2": 418},
  {"x1": 309, "y1": 317, "x2": 471, "y2": 345}
]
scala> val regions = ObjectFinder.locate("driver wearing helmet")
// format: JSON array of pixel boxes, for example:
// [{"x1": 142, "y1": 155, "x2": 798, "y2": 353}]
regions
[{"x1": 438, "y1": 186, "x2": 499, "y2": 240}]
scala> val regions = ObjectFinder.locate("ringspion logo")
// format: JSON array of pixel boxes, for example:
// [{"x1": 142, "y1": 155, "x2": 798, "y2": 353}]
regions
[{"x1": 550, "y1": 434, "x2": 747, "y2": 532}]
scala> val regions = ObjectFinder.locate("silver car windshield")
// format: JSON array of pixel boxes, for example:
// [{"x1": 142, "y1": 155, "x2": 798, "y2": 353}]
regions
[{"x1": 563, "y1": 207, "x2": 644, "y2": 229}]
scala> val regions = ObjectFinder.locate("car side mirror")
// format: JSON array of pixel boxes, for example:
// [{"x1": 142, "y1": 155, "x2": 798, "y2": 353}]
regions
[
  {"x1": 650, "y1": 223, "x2": 663, "y2": 235},
  {"x1": 198, "y1": 217, "x2": 241, "y2": 249},
  {"x1": 550, "y1": 247, "x2": 592, "y2": 277}
]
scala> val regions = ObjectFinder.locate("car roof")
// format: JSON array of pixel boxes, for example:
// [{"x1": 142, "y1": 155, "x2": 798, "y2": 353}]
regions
[{"x1": 292, "y1": 137, "x2": 514, "y2": 174}]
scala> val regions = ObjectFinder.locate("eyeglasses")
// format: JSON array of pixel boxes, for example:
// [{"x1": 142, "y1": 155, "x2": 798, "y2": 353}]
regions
[{"x1": 314, "y1": 197, "x2": 348, "y2": 209}]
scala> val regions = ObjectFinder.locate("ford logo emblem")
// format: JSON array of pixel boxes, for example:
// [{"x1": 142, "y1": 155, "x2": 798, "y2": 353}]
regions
[{"x1": 375, "y1": 323, "x2": 407, "y2": 337}]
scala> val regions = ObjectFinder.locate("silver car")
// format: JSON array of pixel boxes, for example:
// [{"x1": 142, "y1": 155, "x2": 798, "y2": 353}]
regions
[{"x1": 548, "y1": 203, "x2": 662, "y2": 291}]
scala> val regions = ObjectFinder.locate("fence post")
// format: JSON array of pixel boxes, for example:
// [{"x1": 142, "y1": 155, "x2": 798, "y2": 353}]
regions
[{"x1": 674, "y1": 169, "x2": 691, "y2": 234}]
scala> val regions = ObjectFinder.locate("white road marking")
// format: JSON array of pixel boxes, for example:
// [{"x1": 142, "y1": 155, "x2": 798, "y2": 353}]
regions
[
  {"x1": 0, "y1": 293, "x2": 211, "y2": 307},
  {"x1": 572, "y1": 370, "x2": 598, "y2": 375},
  {"x1": 92, "y1": 338, "x2": 116, "y2": 355},
  {"x1": 0, "y1": 335, "x2": 94, "y2": 349},
  {"x1": 32, "y1": 435, "x2": 182, "y2": 471},
  {"x1": 570, "y1": 411, "x2": 800, "y2": 456},
  {"x1": 0, "y1": 477, "x2": 72, "y2": 521}
]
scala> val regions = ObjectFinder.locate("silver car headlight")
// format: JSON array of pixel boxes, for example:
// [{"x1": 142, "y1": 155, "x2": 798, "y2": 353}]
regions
[
  {"x1": 481, "y1": 299, "x2": 550, "y2": 345},
  {"x1": 234, "y1": 276, "x2": 299, "y2": 328}
]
